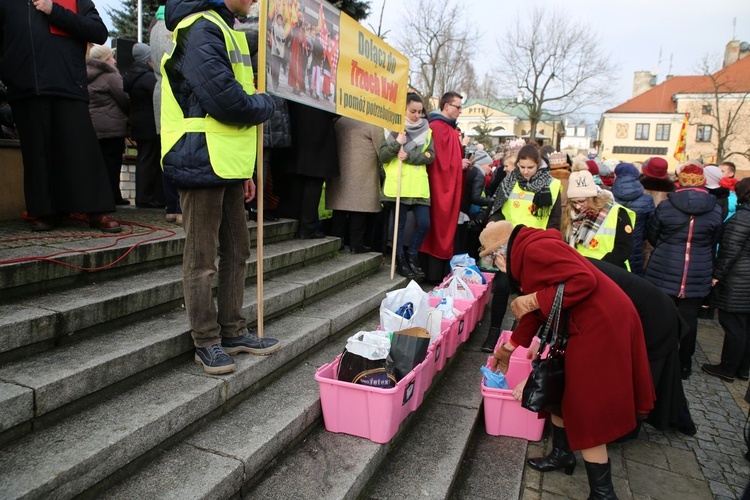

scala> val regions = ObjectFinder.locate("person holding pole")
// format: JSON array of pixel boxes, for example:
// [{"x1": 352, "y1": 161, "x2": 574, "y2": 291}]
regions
[
  {"x1": 379, "y1": 92, "x2": 434, "y2": 279},
  {"x1": 162, "y1": 0, "x2": 280, "y2": 375}
]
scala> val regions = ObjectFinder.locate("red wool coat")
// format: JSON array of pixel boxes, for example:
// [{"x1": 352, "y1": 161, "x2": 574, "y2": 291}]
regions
[
  {"x1": 509, "y1": 227, "x2": 655, "y2": 451},
  {"x1": 420, "y1": 117, "x2": 464, "y2": 259}
]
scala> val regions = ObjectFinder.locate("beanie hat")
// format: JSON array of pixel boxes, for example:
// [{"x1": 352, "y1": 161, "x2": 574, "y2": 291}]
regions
[
  {"x1": 479, "y1": 221, "x2": 515, "y2": 258},
  {"x1": 567, "y1": 170, "x2": 598, "y2": 199},
  {"x1": 703, "y1": 165, "x2": 722, "y2": 189},
  {"x1": 585, "y1": 160, "x2": 600, "y2": 176},
  {"x1": 600, "y1": 158, "x2": 618, "y2": 177},
  {"x1": 677, "y1": 162, "x2": 705, "y2": 187},
  {"x1": 89, "y1": 44, "x2": 114, "y2": 62},
  {"x1": 641, "y1": 157, "x2": 669, "y2": 179},
  {"x1": 132, "y1": 43, "x2": 151, "y2": 65},
  {"x1": 736, "y1": 178, "x2": 750, "y2": 204},
  {"x1": 615, "y1": 162, "x2": 640, "y2": 178}
]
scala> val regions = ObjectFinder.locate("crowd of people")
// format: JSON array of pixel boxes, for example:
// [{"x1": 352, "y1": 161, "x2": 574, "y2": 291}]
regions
[{"x1": 2, "y1": 1, "x2": 749, "y2": 498}]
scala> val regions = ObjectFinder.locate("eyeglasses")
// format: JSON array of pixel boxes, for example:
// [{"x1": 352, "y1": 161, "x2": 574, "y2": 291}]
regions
[
  {"x1": 570, "y1": 199, "x2": 588, "y2": 207},
  {"x1": 447, "y1": 103, "x2": 462, "y2": 110}
]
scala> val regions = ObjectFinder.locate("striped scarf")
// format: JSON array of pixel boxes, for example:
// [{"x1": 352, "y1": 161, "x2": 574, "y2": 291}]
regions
[{"x1": 569, "y1": 201, "x2": 613, "y2": 248}]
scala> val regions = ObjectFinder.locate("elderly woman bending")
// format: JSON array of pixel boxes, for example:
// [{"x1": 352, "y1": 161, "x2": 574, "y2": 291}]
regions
[{"x1": 480, "y1": 221, "x2": 654, "y2": 500}]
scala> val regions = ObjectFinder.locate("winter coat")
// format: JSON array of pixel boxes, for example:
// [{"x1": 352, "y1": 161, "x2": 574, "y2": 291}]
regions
[
  {"x1": 86, "y1": 58, "x2": 129, "y2": 139},
  {"x1": 507, "y1": 226, "x2": 654, "y2": 450},
  {"x1": 149, "y1": 18, "x2": 173, "y2": 135},
  {"x1": 264, "y1": 96, "x2": 292, "y2": 149},
  {"x1": 590, "y1": 259, "x2": 687, "y2": 431},
  {"x1": 613, "y1": 176, "x2": 655, "y2": 276},
  {"x1": 123, "y1": 63, "x2": 156, "y2": 141},
  {"x1": 462, "y1": 165, "x2": 493, "y2": 215},
  {"x1": 0, "y1": 0, "x2": 108, "y2": 103},
  {"x1": 273, "y1": 100, "x2": 339, "y2": 179},
  {"x1": 162, "y1": 0, "x2": 275, "y2": 188},
  {"x1": 644, "y1": 187, "x2": 723, "y2": 299},
  {"x1": 326, "y1": 117, "x2": 382, "y2": 213},
  {"x1": 712, "y1": 203, "x2": 750, "y2": 313}
]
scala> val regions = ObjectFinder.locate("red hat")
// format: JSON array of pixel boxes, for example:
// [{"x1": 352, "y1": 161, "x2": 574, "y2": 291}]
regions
[
  {"x1": 677, "y1": 162, "x2": 705, "y2": 187},
  {"x1": 642, "y1": 157, "x2": 669, "y2": 179},
  {"x1": 585, "y1": 160, "x2": 600, "y2": 176}
]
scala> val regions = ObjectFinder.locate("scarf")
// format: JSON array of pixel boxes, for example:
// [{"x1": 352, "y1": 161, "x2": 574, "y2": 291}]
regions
[
  {"x1": 385, "y1": 118, "x2": 430, "y2": 153},
  {"x1": 156, "y1": 5, "x2": 165, "y2": 20},
  {"x1": 569, "y1": 201, "x2": 614, "y2": 248},
  {"x1": 489, "y1": 166, "x2": 554, "y2": 219}
]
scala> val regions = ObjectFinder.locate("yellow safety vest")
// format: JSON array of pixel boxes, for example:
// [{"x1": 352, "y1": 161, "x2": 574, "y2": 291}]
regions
[
  {"x1": 501, "y1": 179, "x2": 562, "y2": 229},
  {"x1": 382, "y1": 129, "x2": 433, "y2": 199},
  {"x1": 161, "y1": 10, "x2": 257, "y2": 179},
  {"x1": 575, "y1": 204, "x2": 636, "y2": 271}
]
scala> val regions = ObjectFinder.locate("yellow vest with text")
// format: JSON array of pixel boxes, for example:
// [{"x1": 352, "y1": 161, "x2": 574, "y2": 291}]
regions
[
  {"x1": 501, "y1": 179, "x2": 562, "y2": 229},
  {"x1": 576, "y1": 204, "x2": 636, "y2": 270},
  {"x1": 160, "y1": 10, "x2": 257, "y2": 179},
  {"x1": 382, "y1": 129, "x2": 433, "y2": 199}
]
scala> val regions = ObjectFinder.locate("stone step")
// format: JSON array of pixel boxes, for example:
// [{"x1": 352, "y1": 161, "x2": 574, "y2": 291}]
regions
[
  {"x1": 0, "y1": 269, "x2": 406, "y2": 500},
  {"x1": 0, "y1": 252, "x2": 381, "y2": 436},
  {"x1": 0, "y1": 236, "x2": 340, "y2": 357},
  {"x1": 0, "y1": 218, "x2": 297, "y2": 300},
  {"x1": 241, "y1": 326, "x2": 488, "y2": 500}
]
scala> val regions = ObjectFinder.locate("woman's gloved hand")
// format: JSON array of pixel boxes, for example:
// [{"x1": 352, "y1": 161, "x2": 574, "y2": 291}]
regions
[
  {"x1": 511, "y1": 292, "x2": 540, "y2": 319},
  {"x1": 491, "y1": 343, "x2": 515, "y2": 373}
]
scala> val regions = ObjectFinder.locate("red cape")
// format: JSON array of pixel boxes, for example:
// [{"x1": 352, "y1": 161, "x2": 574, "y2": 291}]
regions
[{"x1": 420, "y1": 118, "x2": 464, "y2": 259}]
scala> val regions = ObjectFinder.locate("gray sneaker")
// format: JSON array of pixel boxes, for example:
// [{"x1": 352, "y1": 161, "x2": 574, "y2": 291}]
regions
[
  {"x1": 222, "y1": 332, "x2": 281, "y2": 356},
  {"x1": 195, "y1": 344, "x2": 236, "y2": 375}
]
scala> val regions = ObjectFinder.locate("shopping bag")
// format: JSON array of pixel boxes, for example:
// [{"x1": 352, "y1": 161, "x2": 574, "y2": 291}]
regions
[
  {"x1": 452, "y1": 266, "x2": 485, "y2": 284},
  {"x1": 387, "y1": 327, "x2": 430, "y2": 380},
  {"x1": 380, "y1": 280, "x2": 429, "y2": 332},
  {"x1": 337, "y1": 330, "x2": 391, "y2": 383},
  {"x1": 450, "y1": 254, "x2": 486, "y2": 284},
  {"x1": 441, "y1": 274, "x2": 475, "y2": 300},
  {"x1": 480, "y1": 365, "x2": 509, "y2": 389},
  {"x1": 426, "y1": 307, "x2": 442, "y2": 345}
]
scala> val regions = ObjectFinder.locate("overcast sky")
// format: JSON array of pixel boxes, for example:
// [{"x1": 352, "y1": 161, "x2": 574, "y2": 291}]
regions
[{"x1": 94, "y1": 0, "x2": 749, "y2": 119}]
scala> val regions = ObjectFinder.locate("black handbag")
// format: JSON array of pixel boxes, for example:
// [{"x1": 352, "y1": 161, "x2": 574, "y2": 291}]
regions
[{"x1": 521, "y1": 283, "x2": 568, "y2": 415}]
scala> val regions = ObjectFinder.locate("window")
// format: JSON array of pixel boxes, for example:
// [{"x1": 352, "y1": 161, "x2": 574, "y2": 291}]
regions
[
  {"x1": 612, "y1": 146, "x2": 669, "y2": 155},
  {"x1": 696, "y1": 125, "x2": 712, "y2": 142},
  {"x1": 635, "y1": 123, "x2": 650, "y2": 140},
  {"x1": 655, "y1": 124, "x2": 671, "y2": 141},
  {"x1": 702, "y1": 104, "x2": 712, "y2": 115}
]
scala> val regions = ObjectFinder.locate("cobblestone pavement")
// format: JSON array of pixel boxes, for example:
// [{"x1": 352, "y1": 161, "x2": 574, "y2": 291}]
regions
[{"x1": 522, "y1": 318, "x2": 750, "y2": 500}]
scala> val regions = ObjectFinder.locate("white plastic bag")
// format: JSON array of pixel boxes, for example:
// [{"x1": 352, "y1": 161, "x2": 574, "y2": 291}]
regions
[
  {"x1": 434, "y1": 296, "x2": 459, "y2": 319},
  {"x1": 344, "y1": 330, "x2": 392, "y2": 360},
  {"x1": 444, "y1": 274, "x2": 475, "y2": 300},
  {"x1": 452, "y1": 266, "x2": 484, "y2": 285},
  {"x1": 426, "y1": 307, "x2": 443, "y2": 345},
  {"x1": 450, "y1": 254, "x2": 486, "y2": 283},
  {"x1": 380, "y1": 280, "x2": 430, "y2": 332}
]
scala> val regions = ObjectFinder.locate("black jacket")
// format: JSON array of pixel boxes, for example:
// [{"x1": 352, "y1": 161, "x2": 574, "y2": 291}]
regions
[
  {"x1": 162, "y1": 0, "x2": 275, "y2": 188},
  {"x1": 613, "y1": 176, "x2": 655, "y2": 276},
  {"x1": 644, "y1": 187, "x2": 723, "y2": 298},
  {"x1": 0, "y1": 0, "x2": 107, "y2": 102},
  {"x1": 713, "y1": 203, "x2": 750, "y2": 313},
  {"x1": 123, "y1": 63, "x2": 157, "y2": 141}
]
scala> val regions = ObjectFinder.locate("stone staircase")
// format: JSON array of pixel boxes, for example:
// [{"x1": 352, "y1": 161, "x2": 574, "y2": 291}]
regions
[{"x1": 0, "y1": 217, "x2": 531, "y2": 500}]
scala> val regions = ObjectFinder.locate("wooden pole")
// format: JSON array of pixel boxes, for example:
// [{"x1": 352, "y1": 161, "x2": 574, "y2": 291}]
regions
[
  {"x1": 389, "y1": 159, "x2": 403, "y2": 280},
  {"x1": 256, "y1": 1, "x2": 268, "y2": 337}
]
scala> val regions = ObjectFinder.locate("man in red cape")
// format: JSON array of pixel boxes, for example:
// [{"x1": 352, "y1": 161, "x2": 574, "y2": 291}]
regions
[{"x1": 420, "y1": 91, "x2": 470, "y2": 282}]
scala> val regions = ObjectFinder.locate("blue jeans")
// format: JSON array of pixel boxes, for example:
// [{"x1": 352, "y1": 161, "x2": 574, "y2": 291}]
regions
[
  {"x1": 397, "y1": 203, "x2": 430, "y2": 256},
  {"x1": 181, "y1": 183, "x2": 249, "y2": 347}
]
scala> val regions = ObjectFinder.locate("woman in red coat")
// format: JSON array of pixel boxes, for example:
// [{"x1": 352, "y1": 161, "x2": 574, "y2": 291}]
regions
[{"x1": 482, "y1": 221, "x2": 654, "y2": 500}]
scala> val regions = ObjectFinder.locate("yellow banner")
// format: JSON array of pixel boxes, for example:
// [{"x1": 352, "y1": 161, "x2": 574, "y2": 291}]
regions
[{"x1": 263, "y1": 0, "x2": 408, "y2": 131}]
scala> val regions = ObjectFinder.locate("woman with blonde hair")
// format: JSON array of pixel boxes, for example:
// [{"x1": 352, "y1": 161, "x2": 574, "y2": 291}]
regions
[{"x1": 562, "y1": 165, "x2": 635, "y2": 270}]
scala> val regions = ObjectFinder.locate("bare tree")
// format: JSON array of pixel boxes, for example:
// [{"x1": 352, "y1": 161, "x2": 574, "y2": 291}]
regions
[
  {"x1": 693, "y1": 54, "x2": 750, "y2": 163},
  {"x1": 496, "y1": 7, "x2": 615, "y2": 142},
  {"x1": 395, "y1": 0, "x2": 478, "y2": 111}
]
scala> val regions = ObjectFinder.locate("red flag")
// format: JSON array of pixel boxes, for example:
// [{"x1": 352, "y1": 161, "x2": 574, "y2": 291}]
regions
[
  {"x1": 317, "y1": 2, "x2": 329, "y2": 42},
  {"x1": 674, "y1": 112, "x2": 688, "y2": 162}
]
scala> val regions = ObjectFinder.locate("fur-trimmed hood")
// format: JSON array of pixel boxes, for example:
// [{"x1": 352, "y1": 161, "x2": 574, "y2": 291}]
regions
[{"x1": 640, "y1": 175, "x2": 675, "y2": 193}]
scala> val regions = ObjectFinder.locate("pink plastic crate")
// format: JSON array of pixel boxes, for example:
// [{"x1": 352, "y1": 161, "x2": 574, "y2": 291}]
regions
[
  {"x1": 429, "y1": 296, "x2": 469, "y2": 351},
  {"x1": 427, "y1": 333, "x2": 446, "y2": 376},
  {"x1": 481, "y1": 331, "x2": 545, "y2": 441},
  {"x1": 468, "y1": 283, "x2": 491, "y2": 310},
  {"x1": 441, "y1": 316, "x2": 462, "y2": 359},
  {"x1": 315, "y1": 355, "x2": 420, "y2": 443},
  {"x1": 482, "y1": 271, "x2": 495, "y2": 286}
]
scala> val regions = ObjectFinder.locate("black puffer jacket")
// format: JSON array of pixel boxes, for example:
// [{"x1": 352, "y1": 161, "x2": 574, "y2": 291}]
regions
[
  {"x1": 123, "y1": 62, "x2": 157, "y2": 141},
  {"x1": 0, "y1": 0, "x2": 107, "y2": 102},
  {"x1": 713, "y1": 203, "x2": 750, "y2": 312},
  {"x1": 613, "y1": 175, "x2": 655, "y2": 276},
  {"x1": 162, "y1": 0, "x2": 275, "y2": 188},
  {"x1": 644, "y1": 187, "x2": 723, "y2": 298}
]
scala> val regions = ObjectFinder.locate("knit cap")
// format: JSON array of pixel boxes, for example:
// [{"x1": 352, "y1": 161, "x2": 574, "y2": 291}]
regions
[
  {"x1": 132, "y1": 43, "x2": 151, "y2": 65},
  {"x1": 703, "y1": 165, "x2": 722, "y2": 189},
  {"x1": 89, "y1": 44, "x2": 114, "y2": 62},
  {"x1": 614, "y1": 162, "x2": 640, "y2": 178},
  {"x1": 585, "y1": 160, "x2": 600, "y2": 176},
  {"x1": 677, "y1": 162, "x2": 705, "y2": 187},
  {"x1": 568, "y1": 170, "x2": 598, "y2": 198}
]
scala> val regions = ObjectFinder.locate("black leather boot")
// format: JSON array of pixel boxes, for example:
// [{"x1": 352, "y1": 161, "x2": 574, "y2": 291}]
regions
[
  {"x1": 396, "y1": 255, "x2": 416, "y2": 278},
  {"x1": 584, "y1": 460, "x2": 618, "y2": 500},
  {"x1": 481, "y1": 327, "x2": 503, "y2": 353},
  {"x1": 527, "y1": 424, "x2": 577, "y2": 475},
  {"x1": 406, "y1": 252, "x2": 425, "y2": 278}
]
